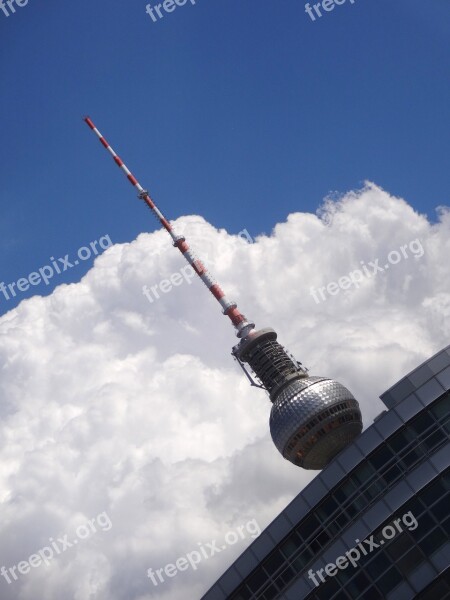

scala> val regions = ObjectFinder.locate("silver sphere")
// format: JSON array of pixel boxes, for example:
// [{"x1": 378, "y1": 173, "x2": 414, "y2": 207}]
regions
[{"x1": 269, "y1": 376, "x2": 363, "y2": 470}]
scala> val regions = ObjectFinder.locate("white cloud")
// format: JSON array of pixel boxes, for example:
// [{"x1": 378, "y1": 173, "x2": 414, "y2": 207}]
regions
[{"x1": 0, "y1": 183, "x2": 448, "y2": 599}]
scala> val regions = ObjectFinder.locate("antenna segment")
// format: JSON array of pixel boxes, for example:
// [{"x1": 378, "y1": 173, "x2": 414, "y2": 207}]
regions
[{"x1": 84, "y1": 116, "x2": 255, "y2": 338}]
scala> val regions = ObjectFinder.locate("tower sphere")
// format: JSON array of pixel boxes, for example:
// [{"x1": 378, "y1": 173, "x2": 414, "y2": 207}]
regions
[{"x1": 269, "y1": 376, "x2": 363, "y2": 469}]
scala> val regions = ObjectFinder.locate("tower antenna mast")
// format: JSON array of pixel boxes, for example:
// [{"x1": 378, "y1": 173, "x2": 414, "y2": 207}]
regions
[{"x1": 83, "y1": 116, "x2": 254, "y2": 339}]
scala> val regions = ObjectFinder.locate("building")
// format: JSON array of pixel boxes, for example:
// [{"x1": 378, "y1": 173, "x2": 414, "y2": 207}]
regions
[{"x1": 202, "y1": 345, "x2": 450, "y2": 600}]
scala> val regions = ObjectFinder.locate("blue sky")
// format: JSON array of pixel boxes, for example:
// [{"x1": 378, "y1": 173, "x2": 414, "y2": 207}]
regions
[{"x1": 0, "y1": 0, "x2": 449, "y2": 313}]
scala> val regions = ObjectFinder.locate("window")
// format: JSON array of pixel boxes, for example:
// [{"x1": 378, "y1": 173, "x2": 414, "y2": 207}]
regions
[
  {"x1": 263, "y1": 551, "x2": 284, "y2": 576},
  {"x1": 397, "y1": 546, "x2": 424, "y2": 575},
  {"x1": 430, "y1": 394, "x2": 450, "y2": 419},
  {"x1": 280, "y1": 537, "x2": 300, "y2": 558},
  {"x1": 401, "y1": 446, "x2": 422, "y2": 468},
  {"x1": 385, "y1": 532, "x2": 412, "y2": 559},
  {"x1": 419, "y1": 527, "x2": 447, "y2": 554},
  {"x1": 232, "y1": 587, "x2": 251, "y2": 600},
  {"x1": 416, "y1": 577, "x2": 450, "y2": 600},
  {"x1": 388, "y1": 429, "x2": 413, "y2": 453},
  {"x1": 410, "y1": 412, "x2": 434, "y2": 435},
  {"x1": 275, "y1": 564, "x2": 296, "y2": 587},
  {"x1": 430, "y1": 495, "x2": 449, "y2": 521},
  {"x1": 369, "y1": 445, "x2": 393, "y2": 470},
  {"x1": 275, "y1": 567, "x2": 296, "y2": 588},
  {"x1": 442, "y1": 516, "x2": 450, "y2": 536},
  {"x1": 334, "y1": 479, "x2": 357, "y2": 503},
  {"x1": 316, "y1": 529, "x2": 331, "y2": 548},
  {"x1": 361, "y1": 587, "x2": 384, "y2": 600},
  {"x1": 382, "y1": 463, "x2": 401, "y2": 484},
  {"x1": 301, "y1": 514, "x2": 321, "y2": 539},
  {"x1": 353, "y1": 462, "x2": 376, "y2": 486},
  {"x1": 291, "y1": 547, "x2": 313, "y2": 571},
  {"x1": 422, "y1": 428, "x2": 446, "y2": 451},
  {"x1": 260, "y1": 582, "x2": 278, "y2": 600},
  {"x1": 421, "y1": 479, "x2": 447, "y2": 505},
  {"x1": 345, "y1": 571, "x2": 370, "y2": 595},
  {"x1": 411, "y1": 512, "x2": 435, "y2": 540},
  {"x1": 403, "y1": 496, "x2": 424, "y2": 518},
  {"x1": 351, "y1": 493, "x2": 369, "y2": 512},
  {"x1": 375, "y1": 566, "x2": 402, "y2": 594},
  {"x1": 317, "y1": 496, "x2": 339, "y2": 520},
  {"x1": 334, "y1": 512, "x2": 348, "y2": 529},
  {"x1": 365, "y1": 552, "x2": 391, "y2": 580},
  {"x1": 314, "y1": 577, "x2": 340, "y2": 599},
  {"x1": 364, "y1": 479, "x2": 385, "y2": 500},
  {"x1": 247, "y1": 568, "x2": 268, "y2": 593}
]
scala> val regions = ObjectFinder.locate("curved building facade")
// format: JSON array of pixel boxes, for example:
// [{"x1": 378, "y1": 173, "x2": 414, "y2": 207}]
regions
[{"x1": 202, "y1": 345, "x2": 450, "y2": 600}]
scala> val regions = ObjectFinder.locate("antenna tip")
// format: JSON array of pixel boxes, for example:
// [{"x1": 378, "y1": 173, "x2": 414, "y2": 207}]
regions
[{"x1": 83, "y1": 116, "x2": 95, "y2": 129}]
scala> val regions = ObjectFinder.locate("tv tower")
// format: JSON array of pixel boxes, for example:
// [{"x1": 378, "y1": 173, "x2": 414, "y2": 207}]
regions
[{"x1": 84, "y1": 117, "x2": 363, "y2": 470}]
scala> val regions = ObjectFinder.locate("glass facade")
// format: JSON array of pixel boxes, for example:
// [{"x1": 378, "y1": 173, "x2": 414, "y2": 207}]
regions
[{"x1": 202, "y1": 345, "x2": 450, "y2": 600}]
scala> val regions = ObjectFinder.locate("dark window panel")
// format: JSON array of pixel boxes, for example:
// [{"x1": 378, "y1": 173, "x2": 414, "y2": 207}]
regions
[
  {"x1": 326, "y1": 520, "x2": 340, "y2": 537},
  {"x1": 350, "y1": 493, "x2": 368, "y2": 512},
  {"x1": 375, "y1": 566, "x2": 403, "y2": 594},
  {"x1": 411, "y1": 513, "x2": 435, "y2": 540},
  {"x1": 365, "y1": 479, "x2": 385, "y2": 500},
  {"x1": 443, "y1": 471, "x2": 450, "y2": 489},
  {"x1": 263, "y1": 550, "x2": 285, "y2": 576},
  {"x1": 353, "y1": 462, "x2": 377, "y2": 486},
  {"x1": 419, "y1": 527, "x2": 447, "y2": 554},
  {"x1": 280, "y1": 534, "x2": 301, "y2": 559},
  {"x1": 346, "y1": 503, "x2": 358, "y2": 519},
  {"x1": 335, "y1": 479, "x2": 358, "y2": 504},
  {"x1": 365, "y1": 551, "x2": 391, "y2": 580},
  {"x1": 316, "y1": 529, "x2": 331, "y2": 548},
  {"x1": 292, "y1": 547, "x2": 313, "y2": 571},
  {"x1": 246, "y1": 567, "x2": 268, "y2": 593},
  {"x1": 314, "y1": 577, "x2": 340, "y2": 600},
  {"x1": 301, "y1": 514, "x2": 321, "y2": 539},
  {"x1": 410, "y1": 412, "x2": 435, "y2": 435},
  {"x1": 261, "y1": 582, "x2": 278, "y2": 600},
  {"x1": 422, "y1": 428, "x2": 447, "y2": 451},
  {"x1": 230, "y1": 586, "x2": 252, "y2": 600},
  {"x1": 403, "y1": 496, "x2": 425, "y2": 517},
  {"x1": 317, "y1": 496, "x2": 339, "y2": 520},
  {"x1": 369, "y1": 445, "x2": 393, "y2": 470},
  {"x1": 430, "y1": 394, "x2": 450, "y2": 420},
  {"x1": 385, "y1": 532, "x2": 413, "y2": 560},
  {"x1": 442, "y1": 516, "x2": 450, "y2": 536},
  {"x1": 331, "y1": 591, "x2": 351, "y2": 600},
  {"x1": 275, "y1": 564, "x2": 296, "y2": 587},
  {"x1": 401, "y1": 447, "x2": 423, "y2": 468},
  {"x1": 397, "y1": 546, "x2": 425, "y2": 575},
  {"x1": 388, "y1": 429, "x2": 415, "y2": 453},
  {"x1": 415, "y1": 577, "x2": 450, "y2": 600},
  {"x1": 361, "y1": 586, "x2": 385, "y2": 600},
  {"x1": 345, "y1": 571, "x2": 371, "y2": 595},
  {"x1": 382, "y1": 463, "x2": 402, "y2": 484},
  {"x1": 335, "y1": 512, "x2": 348, "y2": 529},
  {"x1": 430, "y1": 495, "x2": 450, "y2": 521},
  {"x1": 421, "y1": 479, "x2": 447, "y2": 505}
]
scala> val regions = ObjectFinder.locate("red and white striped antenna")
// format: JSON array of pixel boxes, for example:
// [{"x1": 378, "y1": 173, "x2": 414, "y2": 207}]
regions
[{"x1": 83, "y1": 116, "x2": 255, "y2": 338}]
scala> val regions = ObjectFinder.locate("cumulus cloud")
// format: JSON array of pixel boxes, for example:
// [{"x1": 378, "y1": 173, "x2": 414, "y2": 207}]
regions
[{"x1": 0, "y1": 182, "x2": 448, "y2": 599}]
